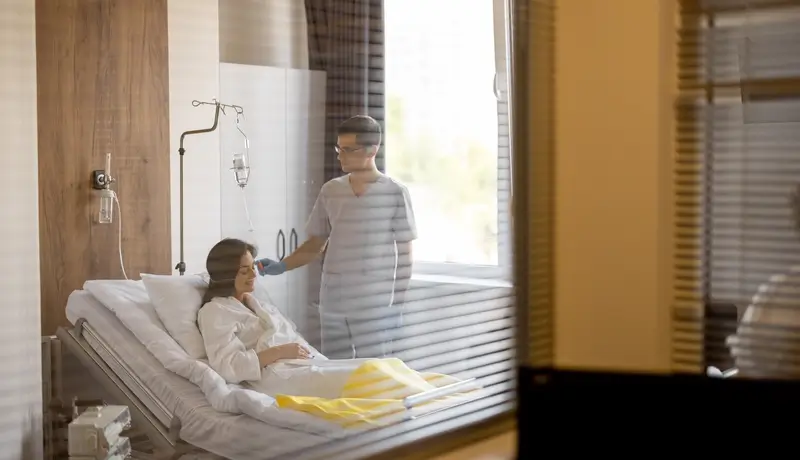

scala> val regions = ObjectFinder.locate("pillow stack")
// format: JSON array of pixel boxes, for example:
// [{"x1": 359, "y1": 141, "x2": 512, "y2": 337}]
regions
[{"x1": 85, "y1": 272, "x2": 277, "y2": 361}]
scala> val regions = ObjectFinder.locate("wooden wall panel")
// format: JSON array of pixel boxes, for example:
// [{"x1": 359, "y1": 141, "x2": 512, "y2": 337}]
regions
[{"x1": 36, "y1": 0, "x2": 171, "y2": 334}]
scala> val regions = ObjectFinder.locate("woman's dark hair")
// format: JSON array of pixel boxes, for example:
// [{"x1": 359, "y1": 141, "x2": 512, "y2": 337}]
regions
[{"x1": 202, "y1": 238, "x2": 258, "y2": 304}]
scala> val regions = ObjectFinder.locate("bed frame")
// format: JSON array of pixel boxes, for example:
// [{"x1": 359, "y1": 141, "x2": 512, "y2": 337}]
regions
[
  {"x1": 56, "y1": 320, "x2": 195, "y2": 460},
  {"x1": 54, "y1": 317, "x2": 479, "y2": 460}
]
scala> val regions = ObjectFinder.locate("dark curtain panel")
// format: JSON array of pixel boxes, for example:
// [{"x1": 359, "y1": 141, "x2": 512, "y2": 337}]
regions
[{"x1": 304, "y1": 0, "x2": 386, "y2": 180}]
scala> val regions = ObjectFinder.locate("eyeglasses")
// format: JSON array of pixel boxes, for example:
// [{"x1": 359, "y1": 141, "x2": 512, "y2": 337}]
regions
[{"x1": 335, "y1": 145, "x2": 368, "y2": 155}]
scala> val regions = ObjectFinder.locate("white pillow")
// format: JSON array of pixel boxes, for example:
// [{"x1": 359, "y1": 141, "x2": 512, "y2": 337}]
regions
[
  {"x1": 141, "y1": 273, "x2": 208, "y2": 359},
  {"x1": 83, "y1": 279, "x2": 166, "y2": 332}
]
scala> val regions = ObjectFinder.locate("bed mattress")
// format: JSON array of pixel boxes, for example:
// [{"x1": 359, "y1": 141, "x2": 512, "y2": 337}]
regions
[{"x1": 65, "y1": 290, "x2": 330, "y2": 460}]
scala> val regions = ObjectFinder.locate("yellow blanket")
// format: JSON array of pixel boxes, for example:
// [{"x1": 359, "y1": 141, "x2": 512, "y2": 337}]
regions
[{"x1": 275, "y1": 358, "x2": 465, "y2": 428}]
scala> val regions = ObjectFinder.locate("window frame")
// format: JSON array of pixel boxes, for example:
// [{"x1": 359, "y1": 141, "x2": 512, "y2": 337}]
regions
[{"x1": 388, "y1": 0, "x2": 513, "y2": 281}]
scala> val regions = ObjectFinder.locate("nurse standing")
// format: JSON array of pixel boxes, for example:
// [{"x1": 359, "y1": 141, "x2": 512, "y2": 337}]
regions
[{"x1": 256, "y1": 115, "x2": 418, "y2": 359}]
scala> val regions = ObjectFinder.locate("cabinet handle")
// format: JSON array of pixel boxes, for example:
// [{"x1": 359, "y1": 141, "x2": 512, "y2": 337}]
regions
[
  {"x1": 277, "y1": 230, "x2": 286, "y2": 260},
  {"x1": 290, "y1": 228, "x2": 298, "y2": 252}
]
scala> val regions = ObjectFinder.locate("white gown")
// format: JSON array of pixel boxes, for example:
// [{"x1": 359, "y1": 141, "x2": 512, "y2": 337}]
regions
[{"x1": 197, "y1": 294, "x2": 368, "y2": 398}]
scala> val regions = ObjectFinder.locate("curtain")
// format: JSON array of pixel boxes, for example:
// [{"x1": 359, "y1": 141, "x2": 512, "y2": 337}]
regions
[
  {"x1": 301, "y1": 0, "x2": 385, "y2": 346},
  {"x1": 304, "y1": 0, "x2": 386, "y2": 180}
]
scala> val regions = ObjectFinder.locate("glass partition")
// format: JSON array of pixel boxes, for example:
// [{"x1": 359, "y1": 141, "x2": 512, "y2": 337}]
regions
[{"x1": 215, "y1": 0, "x2": 517, "y2": 458}]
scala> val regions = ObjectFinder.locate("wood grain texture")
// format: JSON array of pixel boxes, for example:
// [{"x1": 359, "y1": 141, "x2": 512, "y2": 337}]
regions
[{"x1": 36, "y1": 0, "x2": 171, "y2": 335}]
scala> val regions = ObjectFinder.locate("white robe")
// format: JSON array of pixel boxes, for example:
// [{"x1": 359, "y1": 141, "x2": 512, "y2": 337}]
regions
[{"x1": 197, "y1": 295, "x2": 368, "y2": 398}]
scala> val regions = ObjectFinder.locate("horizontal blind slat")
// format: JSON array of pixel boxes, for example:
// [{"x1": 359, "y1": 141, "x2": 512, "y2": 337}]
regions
[{"x1": 676, "y1": 2, "x2": 800, "y2": 376}]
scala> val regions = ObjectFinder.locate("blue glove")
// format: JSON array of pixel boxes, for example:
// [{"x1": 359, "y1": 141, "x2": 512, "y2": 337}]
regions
[{"x1": 255, "y1": 258, "x2": 287, "y2": 276}]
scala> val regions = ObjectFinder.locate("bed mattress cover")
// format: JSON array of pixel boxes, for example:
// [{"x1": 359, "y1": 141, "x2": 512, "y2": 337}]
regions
[{"x1": 65, "y1": 290, "x2": 330, "y2": 460}]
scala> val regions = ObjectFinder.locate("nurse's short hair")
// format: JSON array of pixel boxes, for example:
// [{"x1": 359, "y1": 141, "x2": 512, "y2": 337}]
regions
[
  {"x1": 337, "y1": 115, "x2": 382, "y2": 147},
  {"x1": 202, "y1": 238, "x2": 258, "y2": 304}
]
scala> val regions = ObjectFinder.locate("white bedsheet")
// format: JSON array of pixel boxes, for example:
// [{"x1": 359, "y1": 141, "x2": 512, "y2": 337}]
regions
[
  {"x1": 66, "y1": 290, "x2": 333, "y2": 460},
  {"x1": 67, "y1": 280, "x2": 477, "y2": 458}
]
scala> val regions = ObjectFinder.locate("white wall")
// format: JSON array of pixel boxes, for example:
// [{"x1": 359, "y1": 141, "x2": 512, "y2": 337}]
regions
[
  {"x1": 219, "y1": 0, "x2": 309, "y2": 68},
  {"x1": 0, "y1": 0, "x2": 42, "y2": 458},
  {"x1": 168, "y1": 0, "x2": 310, "y2": 274},
  {"x1": 168, "y1": 0, "x2": 223, "y2": 274},
  {"x1": 554, "y1": 0, "x2": 674, "y2": 372}
]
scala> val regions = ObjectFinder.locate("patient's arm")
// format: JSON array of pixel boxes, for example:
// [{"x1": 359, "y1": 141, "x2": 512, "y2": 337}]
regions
[
  {"x1": 283, "y1": 236, "x2": 327, "y2": 271},
  {"x1": 257, "y1": 348, "x2": 284, "y2": 368},
  {"x1": 198, "y1": 304, "x2": 263, "y2": 383}
]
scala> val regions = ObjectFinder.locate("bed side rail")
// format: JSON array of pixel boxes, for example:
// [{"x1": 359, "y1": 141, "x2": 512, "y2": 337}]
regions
[
  {"x1": 402, "y1": 378, "x2": 479, "y2": 410},
  {"x1": 56, "y1": 321, "x2": 181, "y2": 455}
]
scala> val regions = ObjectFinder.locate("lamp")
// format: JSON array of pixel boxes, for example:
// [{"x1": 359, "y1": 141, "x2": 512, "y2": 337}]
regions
[{"x1": 176, "y1": 99, "x2": 245, "y2": 276}]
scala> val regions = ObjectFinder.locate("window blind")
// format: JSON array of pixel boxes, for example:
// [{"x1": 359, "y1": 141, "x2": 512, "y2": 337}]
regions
[
  {"x1": 305, "y1": 0, "x2": 386, "y2": 179},
  {"x1": 276, "y1": 2, "x2": 522, "y2": 459},
  {"x1": 675, "y1": 0, "x2": 800, "y2": 378},
  {"x1": 495, "y1": 0, "x2": 514, "y2": 271}
]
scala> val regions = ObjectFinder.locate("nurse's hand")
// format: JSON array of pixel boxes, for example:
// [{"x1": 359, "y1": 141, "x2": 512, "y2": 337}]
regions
[{"x1": 255, "y1": 258, "x2": 287, "y2": 276}]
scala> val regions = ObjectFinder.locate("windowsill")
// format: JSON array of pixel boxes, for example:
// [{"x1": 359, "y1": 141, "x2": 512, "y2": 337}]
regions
[{"x1": 411, "y1": 273, "x2": 513, "y2": 289}]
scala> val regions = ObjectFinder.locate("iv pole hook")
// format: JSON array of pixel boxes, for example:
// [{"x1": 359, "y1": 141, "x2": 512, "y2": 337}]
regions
[{"x1": 235, "y1": 113, "x2": 250, "y2": 156}]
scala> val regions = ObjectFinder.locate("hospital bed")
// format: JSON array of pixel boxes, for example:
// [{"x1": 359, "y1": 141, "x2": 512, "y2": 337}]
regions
[{"x1": 55, "y1": 287, "x2": 480, "y2": 460}]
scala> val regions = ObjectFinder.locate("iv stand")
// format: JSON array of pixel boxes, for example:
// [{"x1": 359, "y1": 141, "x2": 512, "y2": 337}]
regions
[{"x1": 176, "y1": 99, "x2": 244, "y2": 276}]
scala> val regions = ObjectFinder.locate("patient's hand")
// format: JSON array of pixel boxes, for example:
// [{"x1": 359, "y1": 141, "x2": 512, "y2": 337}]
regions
[
  {"x1": 277, "y1": 343, "x2": 312, "y2": 360},
  {"x1": 257, "y1": 343, "x2": 311, "y2": 367}
]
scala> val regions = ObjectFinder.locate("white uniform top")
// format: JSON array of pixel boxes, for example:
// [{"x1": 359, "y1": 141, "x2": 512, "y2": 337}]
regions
[
  {"x1": 728, "y1": 265, "x2": 800, "y2": 378},
  {"x1": 306, "y1": 174, "x2": 418, "y2": 279}
]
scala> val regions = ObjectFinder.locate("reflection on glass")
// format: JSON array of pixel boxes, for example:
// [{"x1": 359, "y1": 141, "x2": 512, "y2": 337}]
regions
[{"x1": 46, "y1": 1, "x2": 517, "y2": 459}]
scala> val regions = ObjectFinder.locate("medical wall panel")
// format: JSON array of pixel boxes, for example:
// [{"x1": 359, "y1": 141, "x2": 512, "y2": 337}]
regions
[{"x1": 36, "y1": 0, "x2": 172, "y2": 335}]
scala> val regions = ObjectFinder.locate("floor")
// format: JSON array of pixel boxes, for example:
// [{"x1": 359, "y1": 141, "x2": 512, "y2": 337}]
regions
[{"x1": 430, "y1": 431, "x2": 516, "y2": 460}]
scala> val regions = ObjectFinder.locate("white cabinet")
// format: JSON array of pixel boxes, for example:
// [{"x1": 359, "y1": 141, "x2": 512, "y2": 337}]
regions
[
  {"x1": 285, "y1": 68, "x2": 327, "y2": 335},
  {"x1": 219, "y1": 63, "x2": 327, "y2": 335}
]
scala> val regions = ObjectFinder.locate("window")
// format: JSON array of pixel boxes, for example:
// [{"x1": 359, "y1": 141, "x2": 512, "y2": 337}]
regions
[
  {"x1": 385, "y1": 0, "x2": 511, "y2": 279},
  {"x1": 676, "y1": 1, "x2": 800, "y2": 375}
]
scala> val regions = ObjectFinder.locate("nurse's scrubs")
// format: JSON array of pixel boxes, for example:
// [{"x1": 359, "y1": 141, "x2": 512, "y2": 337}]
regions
[{"x1": 305, "y1": 174, "x2": 418, "y2": 359}]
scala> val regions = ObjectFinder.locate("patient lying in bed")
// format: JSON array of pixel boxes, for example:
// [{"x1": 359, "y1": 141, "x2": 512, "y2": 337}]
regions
[
  {"x1": 198, "y1": 238, "x2": 360, "y2": 398},
  {"x1": 197, "y1": 239, "x2": 468, "y2": 426}
]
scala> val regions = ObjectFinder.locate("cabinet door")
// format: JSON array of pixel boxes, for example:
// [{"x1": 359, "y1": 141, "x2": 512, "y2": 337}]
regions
[
  {"x1": 219, "y1": 64, "x2": 289, "y2": 311},
  {"x1": 285, "y1": 68, "x2": 327, "y2": 335}
]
